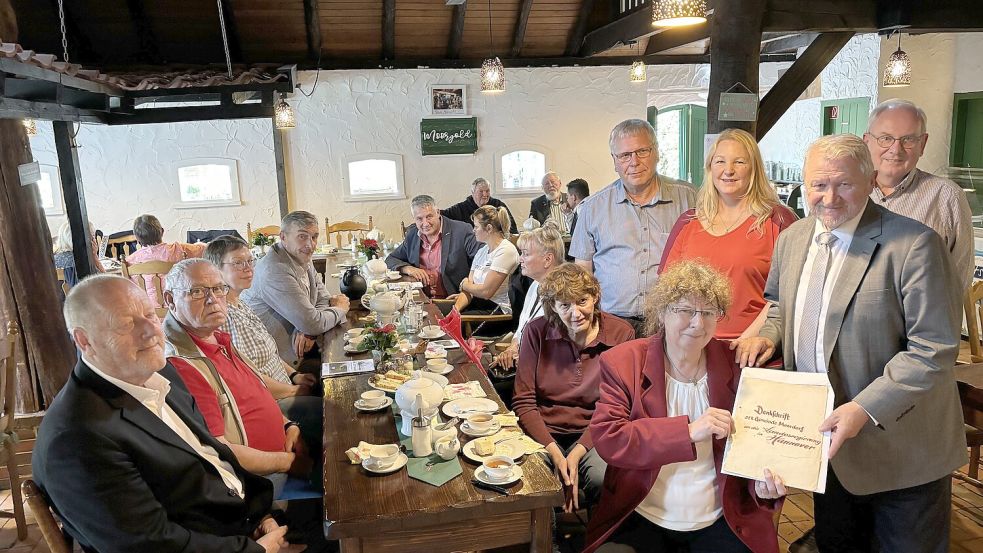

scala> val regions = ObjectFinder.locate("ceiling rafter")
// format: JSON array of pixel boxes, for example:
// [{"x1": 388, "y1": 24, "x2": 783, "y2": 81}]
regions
[
  {"x1": 511, "y1": 0, "x2": 534, "y2": 58},
  {"x1": 383, "y1": 0, "x2": 395, "y2": 60},
  {"x1": 447, "y1": 3, "x2": 467, "y2": 59},
  {"x1": 302, "y1": 0, "x2": 321, "y2": 62}
]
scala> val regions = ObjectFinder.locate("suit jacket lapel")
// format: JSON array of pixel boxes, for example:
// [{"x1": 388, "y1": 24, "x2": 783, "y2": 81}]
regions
[
  {"x1": 823, "y1": 204, "x2": 881, "y2": 366},
  {"x1": 639, "y1": 337, "x2": 669, "y2": 418},
  {"x1": 782, "y1": 221, "x2": 816, "y2": 369}
]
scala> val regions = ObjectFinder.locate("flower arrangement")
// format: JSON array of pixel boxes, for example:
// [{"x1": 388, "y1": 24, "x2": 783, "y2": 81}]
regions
[
  {"x1": 355, "y1": 238, "x2": 381, "y2": 259},
  {"x1": 360, "y1": 323, "x2": 399, "y2": 352},
  {"x1": 251, "y1": 232, "x2": 276, "y2": 247}
]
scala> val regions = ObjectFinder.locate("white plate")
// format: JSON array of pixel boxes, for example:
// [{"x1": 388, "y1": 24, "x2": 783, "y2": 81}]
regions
[
  {"x1": 424, "y1": 349, "x2": 447, "y2": 359},
  {"x1": 354, "y1": 397, "x2": 393, "y2": 412},
  {"x1": 367, "y1": 380, "x2": 398, "y2": 394},
  {"x1": 443, "y1": 397, "x2": 499, "y2": 418},
  {"x1": 425, "y1": 363, "x2": 454, "y2": 376},
  {"x1": 419, "y1": 371, "x2": 449, "y2": 387},
  {"x1": 459, "y1": 421, "x2": 502, "y2": 437},
  {"x1": 462, "y1": 439, "x2": 524, "y2": 463},
  {"x1": 430, "y1": 339, "x2": 460, "y2": 349},
  {"x1": 362, "y1": 452, "x2": 408, "y2": 474},
  {"x1": 474, "y1": 464, "x2": 523, "y2": 486}
]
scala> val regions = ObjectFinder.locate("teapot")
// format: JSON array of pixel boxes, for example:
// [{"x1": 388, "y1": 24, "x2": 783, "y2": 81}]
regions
[
  {"x1": 395, "y1": 373, "x2": 444, "y2": 435},
  {"x1": 339, "y1": 266, "x2": 367, "y2": 301},
  {"x1": 369, "y1": 291, "x2": 404, "y2": 325},
  {"x1": 365, "y1": 258, "x2": 389, "y2": 280}
]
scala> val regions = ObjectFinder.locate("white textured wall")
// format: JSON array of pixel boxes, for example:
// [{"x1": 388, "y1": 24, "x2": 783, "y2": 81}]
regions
[{"x1": 29, "y1": 66, "x2": 645, "y2": 241}]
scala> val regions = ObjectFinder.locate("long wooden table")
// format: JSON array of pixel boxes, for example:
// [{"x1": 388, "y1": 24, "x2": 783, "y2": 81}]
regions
[{"x1": 319, "y1": 257, "x2": 563, "y2": 552}]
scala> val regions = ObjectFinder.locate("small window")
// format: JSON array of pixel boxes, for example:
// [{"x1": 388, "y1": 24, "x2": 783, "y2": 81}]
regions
[
  {"x1": 343, "y1": 153, "x2": 405, "y2": 201},
  {"x1": 495, "y1": 145, "x2": 552, "y2": 195},
  {"x1": 174, "y1": 158, "x2": 241, "y2": 208},
  {"x1": 38, "y1": 164, "x2": 64, "y2": 215}
]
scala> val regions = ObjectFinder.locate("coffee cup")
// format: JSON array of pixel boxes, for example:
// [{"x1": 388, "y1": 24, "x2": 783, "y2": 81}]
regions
[
  {"x1": 482, "y1": 455, "x2": 515, "y2": 481},
  {"x1": 360, "y1": 390, "x2": 386, "y2": 408},
  {"x1": 426, "y1": 358, "x2": 449, "y2": 372},
  {"x1": 346, "y1": 328, "x2": 365, "y2": 339},
  {"x1": 466, "y1": 413, "x2": 494, "y2": 432},
  {"x1": 368, "y1": 444, "x2": 400, "y2": 468},
  {"x1": 421, "y1": 325, "x2": 442, "y2": 338}
]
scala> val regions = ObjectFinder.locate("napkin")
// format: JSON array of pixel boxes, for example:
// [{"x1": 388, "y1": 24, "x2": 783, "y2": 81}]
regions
[
  {"x1": 488, "y1": 428, "x2": 545, "y2": 455},
  {"x1": 345, "y1": 441, "x2": 400, "y2": 464},
  {"x1": 406, "y1": 455, "x2": 462, "y2": 487},
  {"x1": 443, "y1": 381, "x2": 487, "y2": 401},
  {"x1": 437, "y1": 308, "x2": 486, "y2": 371}
]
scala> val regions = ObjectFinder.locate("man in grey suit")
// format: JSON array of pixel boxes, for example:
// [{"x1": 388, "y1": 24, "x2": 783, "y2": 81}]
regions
[
  {"x1": 386, "y1": 194, "x2": 481, "y2": 298},
  {"x1": 736, "y1": 134, "x2": 966, "y2": 553}
]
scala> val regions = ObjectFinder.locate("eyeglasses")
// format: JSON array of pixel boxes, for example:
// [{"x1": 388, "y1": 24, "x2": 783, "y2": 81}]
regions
[
  {"x1": 867, "y1": 133, "x2": 924, "y2": 149},
  {"x1": 222, "y1": 258, "x2": 256, "y2": 271},
  {"x1": 667, "y1": 305, "x2": 723, "y2": 322},
  {"x1": 174, "y1": 285, "x2": 230, "y2": 300},
  {"x1": 613, "y1": 147, "x2": 654, "y2": 163}
]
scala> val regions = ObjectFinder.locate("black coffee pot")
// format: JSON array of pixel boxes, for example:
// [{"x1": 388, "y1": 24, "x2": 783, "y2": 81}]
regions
[{"x1": 339, "y1": 266, "x2": 367, "y2": 301}]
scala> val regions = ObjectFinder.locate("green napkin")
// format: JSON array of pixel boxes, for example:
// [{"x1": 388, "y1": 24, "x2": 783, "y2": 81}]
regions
[{"x1": 406, "y1": 454, "x2": 462, "y2": 487}]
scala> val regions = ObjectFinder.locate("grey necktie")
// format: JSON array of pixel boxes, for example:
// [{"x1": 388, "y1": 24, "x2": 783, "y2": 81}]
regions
[{"x1": 796, "y1": 232, "x2": 838, "y2": 373}]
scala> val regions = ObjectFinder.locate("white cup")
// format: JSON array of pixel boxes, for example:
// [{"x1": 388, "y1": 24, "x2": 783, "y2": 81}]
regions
[
  {"x1": 360, "y1": 390, "x2": 386, "y2": 408},
  {"x1": 482, "y1": 455, "x2": 515, "y2": 481},
  {"x1": 421, "y1": 325, "x2": 442, "y2": 338},
  {"x1": 368, "y1": 444, "x2": 400, "y2": 468},
  {"x1": 467, "y1": 413, "x2": 494, "y2": 432},
  {"x1": 346, "y1": 328, "x2": 366, "y2": 339},
  {"x1": 426, "y1": 358, "x2": 449, "y2": 372}
]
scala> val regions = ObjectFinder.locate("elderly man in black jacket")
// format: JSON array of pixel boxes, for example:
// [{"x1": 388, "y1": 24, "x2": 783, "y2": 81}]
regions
[
  {"x1": 442, "y1": 177, "x2": 519, "y2": 234},
  {"x1": 33, "y1": 275, "x2": 286, "y2": 553}
]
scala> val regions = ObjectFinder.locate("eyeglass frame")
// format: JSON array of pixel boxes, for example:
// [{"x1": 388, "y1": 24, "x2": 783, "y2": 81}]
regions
[
  {"x1": 666, "y1": 304, "x2": 724, "y2": 322},
  {"x1": 172, "y1": 284, "x2": 231, "y2": 300},
  {"x1": 612, "y1": 146, "x2": 655, "y2": 164},
  {"x1": 221, "y1": 258, "x2": 257, "y2": 271},
  {"x1": 864, "y1": 132, "x2": 925, "y2": 150}
]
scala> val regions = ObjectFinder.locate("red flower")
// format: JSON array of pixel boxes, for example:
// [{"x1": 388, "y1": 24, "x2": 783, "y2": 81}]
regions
[
  {"x1": 379, "y1": 323, "x2": 396, "y2": 333},
  {"x1": 363, "y1": 239, "x2": 379, "y2": 248}
]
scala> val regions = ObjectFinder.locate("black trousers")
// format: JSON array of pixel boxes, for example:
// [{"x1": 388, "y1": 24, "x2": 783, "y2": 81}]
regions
[
  {"x1": 596, "y1": 512, "x2": 750, "y2": 553},
  {"x1": 813, "y1": 468, "x2": 951, "y2": 553}
]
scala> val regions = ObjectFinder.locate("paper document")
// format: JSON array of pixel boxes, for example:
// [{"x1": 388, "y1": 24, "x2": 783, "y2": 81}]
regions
[{"x1": 721, "y1": 368, "x2": 834, "y2": 493}]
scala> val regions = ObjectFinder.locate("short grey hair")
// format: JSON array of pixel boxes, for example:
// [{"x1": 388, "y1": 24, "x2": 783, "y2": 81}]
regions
[
  {"x1": 471, "y1": 177, "x2": 490, "y2": 189},
  {"x1": 541, "y1": 171, "x2": 559, "y2": 186},
  {"x1": 280, "y1": 210, "x2": 318, "y2": 233},
  {"x1": 609, "y1": 119, "x2": 657, "y2": 152},
  {"x1": 164, "y1": 258, "x2": 216, "y2": 293},
  {"x1": 805, "y1": 134, "x2": 876, "y2": 181},
  {"x1": 410, "y1": 194, "x2": 438, "y2": 213},
  {"x1": 63, "y1": 275, "x2": 135, "y2": 332},
  {"x1": 867, "y1": 99, "x2": 928, "y2": 135},
  {"x1": 517, "y1": 223, "x2": 565, "y2": 261}
]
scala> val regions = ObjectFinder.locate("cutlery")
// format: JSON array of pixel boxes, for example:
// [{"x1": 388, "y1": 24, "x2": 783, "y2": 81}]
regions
[{"x1": 470, "y1": 478, "x2": 509, "y2": 495}]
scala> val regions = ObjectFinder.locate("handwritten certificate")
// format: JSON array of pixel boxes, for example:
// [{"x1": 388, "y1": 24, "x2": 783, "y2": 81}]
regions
[{"x1": 721, "y1": 368, "x2": 834, "y2": 493}]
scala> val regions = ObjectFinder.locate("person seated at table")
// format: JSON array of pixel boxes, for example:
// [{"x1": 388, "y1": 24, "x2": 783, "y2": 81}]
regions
[
  {"x1": 448, "y1": 205, "x2": 520, "y2": 317},
  {"x1": 242, "y1": 210, "x2": 350, "y2": 367},
  {"x1": 34, "y1": 275, "x2": 287, "y2": 552},
  {"x1": 565, "y1": 178, "x2": 590, "y2": 235},
  {"x1": 512, "y1": 263, "x2": 635, "y2": 513},
  {"x1": 492, "y1": 223, "x2": 566, "y2": 370},
  {"x1": 530, "y1": 171, "x2": 570, "y2": 233},
  {"x1": 162, "y1": 259, "x2": 314, "y2": 498},
  {"x1": 660, "y1": 129, "x2": 796, "y2": 341},
  {"x1": 584, "y1": 260, "x2": 785, "y2": 553},
  {"x1": 442, "y1": 177, "x2": 519, "y2": 234},
  {"x1": 126, "y1": 214, "x2": 207, "y2": 306},
  {"x1": 53, "y1": 221, "x2": 104, "y2": 288},
  {"x1": 205, "y1": 235, "x2": 322, "y2": 449},
  {"x1": 386, "y1": 194, "x2": 481, "y2": 298}
]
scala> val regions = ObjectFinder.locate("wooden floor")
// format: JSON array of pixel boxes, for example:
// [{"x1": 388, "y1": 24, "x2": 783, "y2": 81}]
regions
[{"x1": 0, "y1": 467, "x2": 981, "y2": 552}]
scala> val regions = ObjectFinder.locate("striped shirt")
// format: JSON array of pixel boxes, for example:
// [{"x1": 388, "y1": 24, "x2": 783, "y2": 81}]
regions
[
  {"x1": 569, "y1": 176, "x2": 696, "y2": 317},
  {"x1": 222, "y1": 299, "x2": 291, "y2": 384},
  {"x1": 869, "y1": 168, "x2": 974, "y2": 289},
  {"x1": 545, "y1": 199, "x2": 569, "y2": 234}
]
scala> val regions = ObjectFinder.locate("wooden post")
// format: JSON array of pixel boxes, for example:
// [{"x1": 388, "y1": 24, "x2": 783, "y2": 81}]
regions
[
  {"x1": 0, "y1": 119, "x2": 76, "y2": 404},
  {"x1": 272, "y1": 118, "x2": 289, "y2": 219},
  {"x1": 53, "y1": 121, "x2": 94, "y2": 279},
  {"x1": 706, "y1": 0, "x2": 766, "y2": 134}
]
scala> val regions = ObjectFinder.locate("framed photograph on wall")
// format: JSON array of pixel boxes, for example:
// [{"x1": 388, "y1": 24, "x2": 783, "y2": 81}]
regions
[{"x1": 429, "y1": 84, "x2": 467, "y2": 116}]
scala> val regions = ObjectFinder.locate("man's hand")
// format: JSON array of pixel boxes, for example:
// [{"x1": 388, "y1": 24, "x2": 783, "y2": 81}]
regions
[
  {"x1": 402, "y1": 266, "x2": 433, "y2": 286},
  {"x1": 688, "y1": 407, "x2": 732, "y2": 442},
  {"x1": 293, "y1": 333, "x2": 315, "y2": 360},
  {"x1": 754, "y1": 468, "x2": 787, "y2": 500},
  {"x1": 254, "y1": 516, "x2": 279, "y2": 539},
  {"x1": 563, "y1": 444, "x2": 587, "y2": 513},
  {"x1": 256, "y1": 524, "x2": 288, "y2": 553},
  {"x1": 330, "y1": 294, "x2": 351, "y2": 312},
  {"x1": 819, "y1": 401, "x2": 871, "y2": 458},
  {"x1": 732, "y1": 336, "x2": 776, "y2": 367},
  {"x1": 290, "y1": 372, "x2": 317, "y2": 388}
]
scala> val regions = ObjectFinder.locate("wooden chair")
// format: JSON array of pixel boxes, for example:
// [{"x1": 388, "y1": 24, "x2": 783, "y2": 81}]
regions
[
  {"x1": 506, "y1": 233, "x2": 520, "y2": 246},
  {"x1": 0, "y1": 321, "x2": 27, "y2": 541},
  {"x1": 121, "y1": 260, "x2": 175, "y2": 319},
  {"x1": 22, "y1": 479, "x2": 72, "y2": 553},
  {"x1": 326, "y1": 216, "x2": 373, "y2": 249},
  {"x1": 432, "y1": 299, "x2": 513, "y2": 338},
  {"x1": 400, "y1": 221, "x2": 408, "y2": 239},
  {"x1": 55, "y1": 268, "x2": 70, "y2": 296},
  {"x1": 246, "y1": 223, "x2": 280, "y2": 244},
  {"x1": 963, "y1": 281, "x2": 983, "y2": 364},
  {"x1": 105, "y1": 232, "x2": 139, "y2": 261}
]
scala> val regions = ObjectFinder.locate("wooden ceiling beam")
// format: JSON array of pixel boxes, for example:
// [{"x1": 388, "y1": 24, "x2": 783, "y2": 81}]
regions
[
  {"x1": 447, "y1": 3, "x2": 467, "y2": 59},
  {"x1": 383, "y1": 0, "x2": 395, "y2": 60},
  {"x1": 578, "y1": 5, "x2": 652, "y2": 58},
  {"x1": 756, "y1": 31, "x2": 854, "y2": 139},
  {"x1": 565, "y1": 0, "x2": 595, "y2": 56},
  {"x1": 644, "y1": 22, "x2": 710, "y2": 55},
  {"x1": 302, "y1": 0, "x2": 322, "y2": 62},
  {"x1": 511, "y1": 0, "x2": 534, "y2": 58},
  {"x1": 761, "y1": 32, "x2": 817, "y2": 53}
]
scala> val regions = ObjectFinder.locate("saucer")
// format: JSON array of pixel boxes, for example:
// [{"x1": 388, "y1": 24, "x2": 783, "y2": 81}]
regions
[
  {"x1": 443, "y1": 397, "x2": 499, "y2": 418},
  {"x1": 344, "y1": 344, "x2": 366, "y2": 354},
  {"x1": 425, "y1": 363, "x2": 454, "y2": 376},
  {"x1": 354, "y1": 397, "x2": 393, "y2": 412},
  {"x1": 474, "y1": 464, "x2": 523, "y2": 486},
  {"x1": 418, "y1": 330, "x2": 444, "y2": 340},
  {"x1": 362, "y1": 452, "x2": 408, "y2": 474},
  {"x1": 460, "y1": 421, "x2": 501, "y2": 437}
]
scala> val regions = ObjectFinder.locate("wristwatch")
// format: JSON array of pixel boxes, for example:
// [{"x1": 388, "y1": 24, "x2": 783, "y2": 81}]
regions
[{"x1": 284, "y1": 420, "x2": 300, "y2": 432}]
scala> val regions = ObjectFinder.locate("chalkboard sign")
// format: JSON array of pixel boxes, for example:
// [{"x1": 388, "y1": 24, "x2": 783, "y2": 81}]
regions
[{"x1": 420, "y1": 117, "x2": 478, "y2": 155}]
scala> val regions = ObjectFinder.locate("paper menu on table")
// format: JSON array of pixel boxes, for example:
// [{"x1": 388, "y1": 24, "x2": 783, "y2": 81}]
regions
[
  {"x1": 321, "y1": 359, "x2": 375, "y2": 378},
  {"x1": 721, "y1": 368, "x2": 834, "y2": 493}
]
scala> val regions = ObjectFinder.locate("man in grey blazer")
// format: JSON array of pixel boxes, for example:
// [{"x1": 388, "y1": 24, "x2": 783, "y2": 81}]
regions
[
  {"x1": 386, "y1": 194, "x2": 480, "y2": 298},
  {"x1": 737, "y1": 134, "x2": 966, "y2": 553}
]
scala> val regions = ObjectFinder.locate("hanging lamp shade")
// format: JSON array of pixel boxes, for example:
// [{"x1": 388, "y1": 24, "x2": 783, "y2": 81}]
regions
[
  {"x1": 22, "y1": 119, "x2": 37, "y2": 136},
  {"x1": 883, "y1": 48, "x2": 911, "y2": 88},
  {"x1": 652, "y1": 0, "x2": 708, "y2": 27},
  {"x1": 629, "y1": 61, "x2": 647, "y2": 83},
  {"x1": 480, "y1": 57, "x2": 505, "y2": 92},
  {"x1": 273, "y1": 95, "x2": 296, "y2": 129}
]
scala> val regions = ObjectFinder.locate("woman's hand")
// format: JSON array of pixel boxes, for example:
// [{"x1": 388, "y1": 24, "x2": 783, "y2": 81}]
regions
[
  {"x1": 688, "y1": 407, "x2": 732, "y2": 442},
  {"x1": 563, "y1": 445, "x2": 587, "y2": 513},
  {"x1": 754, "y1": 468, "x2": 787, "y2": 500},
  {"x1": 491, "y1": 342, "x2": 518, "y2": 369}
]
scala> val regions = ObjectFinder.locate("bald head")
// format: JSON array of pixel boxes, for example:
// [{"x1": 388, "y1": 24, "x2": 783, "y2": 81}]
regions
[{"x1": 64, "y1": 275, "x2": 144, "y2": 332}]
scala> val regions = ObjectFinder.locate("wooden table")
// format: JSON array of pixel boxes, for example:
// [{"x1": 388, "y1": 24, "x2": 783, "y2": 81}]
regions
[{"x1": 320, "y1": 298, "x2": 563, "y2": 551}]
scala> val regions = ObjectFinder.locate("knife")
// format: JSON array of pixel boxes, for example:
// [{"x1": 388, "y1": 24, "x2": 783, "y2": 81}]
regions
[{"x1": 471, "y1": 478, "x2": 509, "y2": 495}]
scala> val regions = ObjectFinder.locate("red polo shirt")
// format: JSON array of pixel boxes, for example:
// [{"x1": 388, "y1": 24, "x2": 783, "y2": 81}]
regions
[
  {"x1": 170, "y1": 330, "x2": 286, "y2": 453},
  {"x1": 419, "y1": 231, "x2": 447, "y2": 298}
]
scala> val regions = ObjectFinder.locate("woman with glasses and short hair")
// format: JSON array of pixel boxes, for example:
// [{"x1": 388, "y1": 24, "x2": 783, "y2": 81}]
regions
[{"x1": 585, "y1": 260, "x2": 785, "y2": 553}]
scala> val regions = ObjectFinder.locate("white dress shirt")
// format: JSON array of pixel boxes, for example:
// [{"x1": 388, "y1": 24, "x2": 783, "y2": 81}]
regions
[
  {"x1": 792, "y1": 203, "x2": 866, "y2": 374},
  {"x1": 83, "y1": 358, "x2": 244, "y2": 498},
  {"x1": 514, "y1": 281, "x2": 543, "y2": 352}
]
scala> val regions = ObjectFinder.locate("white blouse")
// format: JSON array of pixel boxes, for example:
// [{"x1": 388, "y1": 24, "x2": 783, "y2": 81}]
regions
[
  {"x1": 513, "y1": 281, "x2": 542, "y2": 351},
  {"x1": 634, "y1": 373, "x2": 723, "y2": 531}
]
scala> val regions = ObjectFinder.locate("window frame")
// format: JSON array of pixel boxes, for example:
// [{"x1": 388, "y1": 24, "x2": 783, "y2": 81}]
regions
[
  {"x1": 38, "y1": 164, "x2": 64, "y2": 216},
  {"x1": 173, "y1": 157, "x2": 242, "y2": 209},
  {"x1": 341, "y1": 153, "x2": 406, "y2": 202},
  {"x1": 494, "y1": 144, "x2": 553, "y2": 197}
]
